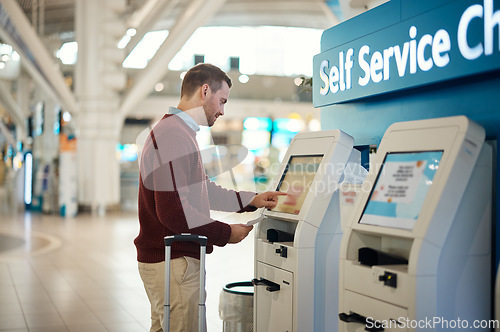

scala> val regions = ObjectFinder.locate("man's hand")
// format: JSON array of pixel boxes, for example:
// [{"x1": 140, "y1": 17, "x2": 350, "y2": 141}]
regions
[
  {"x1": 250, "y1": 191, "x2": 287, "y2": 210},
  {"x1": 228, "y1": 224, "x2": 253, "y2": 243}
]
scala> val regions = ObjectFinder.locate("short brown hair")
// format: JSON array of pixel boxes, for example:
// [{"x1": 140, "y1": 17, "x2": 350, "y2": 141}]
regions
[{"x1": 180, "y1": 63, "x2": 232, "y2": 98}]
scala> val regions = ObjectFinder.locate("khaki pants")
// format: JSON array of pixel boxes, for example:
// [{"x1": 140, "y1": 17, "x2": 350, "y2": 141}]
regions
[{"x1": 138, "y1": 257, "x2": 204, "y2": 332}]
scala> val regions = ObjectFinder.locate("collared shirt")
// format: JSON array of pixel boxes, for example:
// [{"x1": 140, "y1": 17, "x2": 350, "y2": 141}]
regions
[{"x1": 168, "y1": 107, "x2": 200, "y2": 132}]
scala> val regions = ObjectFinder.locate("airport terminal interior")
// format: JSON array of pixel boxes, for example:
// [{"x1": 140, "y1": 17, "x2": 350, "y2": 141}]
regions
[{"x1": 1, "y1": 0, "x2": 500, "y2": 331}]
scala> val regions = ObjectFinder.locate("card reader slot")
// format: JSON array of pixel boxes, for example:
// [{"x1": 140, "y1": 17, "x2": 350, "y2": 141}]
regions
[
  {"x1": 267, "y1": 229, "x2": 294, "y2": 243},
  {"x1": 358, "y1": 247, "x2": 408, "y2": 267}
]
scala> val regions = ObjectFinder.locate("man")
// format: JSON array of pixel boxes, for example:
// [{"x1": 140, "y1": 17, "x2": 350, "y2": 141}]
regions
[{"x1": 135, "y1": 63, "x2": 284, "y2": 332}]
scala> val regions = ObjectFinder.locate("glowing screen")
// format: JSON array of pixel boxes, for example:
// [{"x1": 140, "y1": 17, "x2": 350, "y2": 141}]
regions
[
  {"x1": 273, "y1": 155, "x2": 323, "y2": 215},
  {"x1": 359, "y1": 151, "x2": 443, "y2": 230}
]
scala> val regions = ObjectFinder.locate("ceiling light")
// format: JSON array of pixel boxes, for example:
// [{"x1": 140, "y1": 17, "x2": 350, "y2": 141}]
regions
[
  {"x1": 63, "y1": 111, "x2": 72, "y2": 122},
  {"x1": 155, "y1": 83, "x2": 164, "y2": 92},
  {"x1": 238, "y1": 74, "x2": 249, "y2": 84}
]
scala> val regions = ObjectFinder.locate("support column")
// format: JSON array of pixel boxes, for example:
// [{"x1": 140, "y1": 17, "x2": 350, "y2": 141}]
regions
[{"x1": 75, "y1": 0, "x2": 126, "y2": 214}]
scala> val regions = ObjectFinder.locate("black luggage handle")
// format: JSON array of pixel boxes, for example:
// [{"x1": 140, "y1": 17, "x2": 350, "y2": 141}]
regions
[{"x1": 164, "y1": 233, "x2": 208, "y2": 247}]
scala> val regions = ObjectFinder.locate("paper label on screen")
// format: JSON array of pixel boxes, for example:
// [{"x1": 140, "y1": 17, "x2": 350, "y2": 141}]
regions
[
  {"x1": 359, "y1": 151, "x2": 442, "y2": 230},
  {"x1": 370, "y1": 160, "x2": 426, "y2": 204}
]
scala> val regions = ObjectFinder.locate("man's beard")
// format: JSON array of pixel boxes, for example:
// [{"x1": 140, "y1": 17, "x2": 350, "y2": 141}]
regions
[{"x1": 203, "y1": 105, "x2": 216, "y2": 127}]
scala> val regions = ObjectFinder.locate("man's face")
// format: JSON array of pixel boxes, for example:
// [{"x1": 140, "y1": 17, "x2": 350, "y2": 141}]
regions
[{"x1": 203, "y1": 81, "x2": 230, "y2": 127}]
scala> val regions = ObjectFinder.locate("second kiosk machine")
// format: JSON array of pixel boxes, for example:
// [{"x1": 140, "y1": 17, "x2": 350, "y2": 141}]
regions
[
  {"x1": 252, "y1": 130, "x2": 359, "y2": 332},
  {"x1": 339, "y1": 116, "x2": 492, "y2": 330}
]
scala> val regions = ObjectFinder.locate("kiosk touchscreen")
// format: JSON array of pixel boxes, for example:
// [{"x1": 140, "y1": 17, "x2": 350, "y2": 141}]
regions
[
  {"x1": 273, "y1": 155, "x2": 323, "y2": 215},
  {"x1": 339, "y1": 116, "x2": 492, "y2": 331},
  {"x1": 253, "y1": 130, "x2": 359, "y2": 332},
  {"x1": 359, "y1": 151, "x2": 443, "y2": 230}
]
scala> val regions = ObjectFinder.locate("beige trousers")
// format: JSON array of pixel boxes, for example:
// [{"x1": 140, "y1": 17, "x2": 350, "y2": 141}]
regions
[{"x1": 138, "y1": 256, "x2": 203, "y2": 332}]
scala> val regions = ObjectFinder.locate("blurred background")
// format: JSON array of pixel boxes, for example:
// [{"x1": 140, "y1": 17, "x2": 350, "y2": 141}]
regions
[{"x1": 0, "y1": 0, "x2": 387, "y2": 216}]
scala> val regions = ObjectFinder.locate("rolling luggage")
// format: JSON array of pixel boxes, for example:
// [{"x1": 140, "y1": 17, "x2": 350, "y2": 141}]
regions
[{"x1": 163, "y1": 234, "x2": 208, "y2": 332}]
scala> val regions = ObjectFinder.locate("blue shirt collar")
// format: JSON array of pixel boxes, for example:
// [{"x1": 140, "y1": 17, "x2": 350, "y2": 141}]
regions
[{"x1": 168, "y1": 107, "x2": 200, "y2": 132}]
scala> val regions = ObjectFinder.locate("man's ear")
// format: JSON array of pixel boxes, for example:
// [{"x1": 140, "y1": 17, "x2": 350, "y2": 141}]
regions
[{"x1": 201, "y1": 84, "x2": 210, "y2": 99}]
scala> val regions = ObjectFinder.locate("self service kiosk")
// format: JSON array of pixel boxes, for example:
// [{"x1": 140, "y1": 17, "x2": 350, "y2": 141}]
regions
[
  {"x1": 252, "y1": 130, "x2": 359, "y2": 332},
  {"x1": 339, "y1": 116, "x2": 492, "y2": 331}
]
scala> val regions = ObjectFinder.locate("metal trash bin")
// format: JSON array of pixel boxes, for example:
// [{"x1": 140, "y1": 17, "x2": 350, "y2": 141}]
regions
[{"x1": 219, "y1": 281, "x2": 254, "y2": 332}]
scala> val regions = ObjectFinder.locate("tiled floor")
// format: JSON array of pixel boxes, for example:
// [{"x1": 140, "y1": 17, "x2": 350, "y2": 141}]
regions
[{"x1": 0, "y1": 209, "x2": 257, "y2": 332}]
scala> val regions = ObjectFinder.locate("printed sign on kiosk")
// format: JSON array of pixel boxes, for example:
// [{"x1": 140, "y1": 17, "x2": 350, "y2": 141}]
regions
[{"x1": 360, "y1": 151, "x2": 442, "y2": 230}]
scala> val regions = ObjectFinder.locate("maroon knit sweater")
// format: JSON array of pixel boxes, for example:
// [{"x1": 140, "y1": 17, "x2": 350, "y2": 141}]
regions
[{"x1": 135, "y1": 114, "x2": 256, "y2": 263}]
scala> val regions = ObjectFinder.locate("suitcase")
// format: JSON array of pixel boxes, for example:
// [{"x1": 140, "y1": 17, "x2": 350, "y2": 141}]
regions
[{"x1": 164, "y1": 234, "x2": 208, "y2": 332}]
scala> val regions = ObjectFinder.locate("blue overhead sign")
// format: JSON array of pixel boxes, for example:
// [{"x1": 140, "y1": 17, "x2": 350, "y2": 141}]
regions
[{"x1": 313, "y1": 0, "x2": 500, "y2": 107}]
